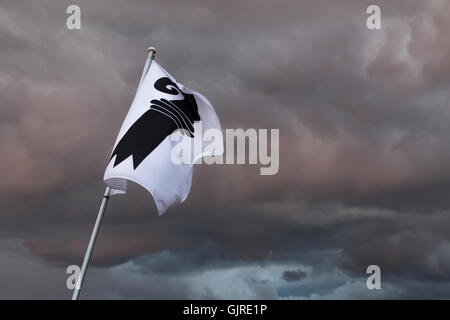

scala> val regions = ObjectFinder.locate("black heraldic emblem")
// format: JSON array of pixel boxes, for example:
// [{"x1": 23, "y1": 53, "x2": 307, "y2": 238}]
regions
[{"x1": 110, "y1": 77, "x2": 201, "y2": 169}]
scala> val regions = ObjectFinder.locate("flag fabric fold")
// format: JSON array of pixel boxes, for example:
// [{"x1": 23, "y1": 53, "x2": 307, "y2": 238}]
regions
[{"x1": 104, "y1": 61, "x2": 223, "y2": 214}]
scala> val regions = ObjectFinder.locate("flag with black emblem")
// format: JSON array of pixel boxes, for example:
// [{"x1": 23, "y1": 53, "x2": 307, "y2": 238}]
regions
[{"x1": 104, "y1": 61, "x2": 223, "y2": 214}]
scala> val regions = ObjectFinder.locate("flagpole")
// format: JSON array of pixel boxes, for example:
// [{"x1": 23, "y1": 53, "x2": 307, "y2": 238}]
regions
[
  {"x1": 139, "y1": 47, "x2": 156, "y2": 89},
  {"x1": 72, "y1": 47, "x2": 156, "y2": 300},
  {"x1": 72, "y1": 187, "x2": 111, "y2": 300}
]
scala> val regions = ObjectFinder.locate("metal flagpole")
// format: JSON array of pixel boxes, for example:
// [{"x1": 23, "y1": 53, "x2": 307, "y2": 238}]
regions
[
  {"x1": 72, "y1": 47, "x2": 156, "y2": 300},
  {"x1": 139, "y1": 47, "x2": 156, "y2": 89}
]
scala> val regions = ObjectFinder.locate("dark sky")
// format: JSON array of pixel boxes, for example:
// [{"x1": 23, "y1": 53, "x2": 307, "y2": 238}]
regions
[{"x1": 1, "y1": 0, "x2": 450, "y2": 299}]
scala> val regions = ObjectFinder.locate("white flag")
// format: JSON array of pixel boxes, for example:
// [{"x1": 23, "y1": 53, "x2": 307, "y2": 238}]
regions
[{"x1": 104, "y1": 61, "x2": 223, "y2": 214}]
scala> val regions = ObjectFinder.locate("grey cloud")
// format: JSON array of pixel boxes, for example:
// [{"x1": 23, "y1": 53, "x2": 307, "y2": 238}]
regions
[
  {"x1": 282, "y1": 269, "x2": 307, "y2": 282},
  {"x1": 1, "y1": 0, "x2": 450, "y2": 299}
]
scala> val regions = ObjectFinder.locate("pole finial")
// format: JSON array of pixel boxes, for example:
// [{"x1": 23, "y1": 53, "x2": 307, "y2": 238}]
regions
[{"x1": 148, "y1": 46, "x2": 156, "y2": 57}]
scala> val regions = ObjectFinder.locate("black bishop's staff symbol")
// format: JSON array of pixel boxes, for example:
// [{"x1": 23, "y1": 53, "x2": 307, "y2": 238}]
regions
[{"x1": 109, "y1": 77, "x2": 201, "y2": 170}]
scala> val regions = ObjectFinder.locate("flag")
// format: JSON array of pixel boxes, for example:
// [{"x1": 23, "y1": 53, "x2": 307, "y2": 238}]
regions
[{"x1": 104, "y1": 61, "x2": 223, "y2": 214}]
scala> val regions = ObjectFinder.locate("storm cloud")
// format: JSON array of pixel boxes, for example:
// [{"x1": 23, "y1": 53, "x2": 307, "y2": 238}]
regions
[{"x1": 1, "y1": 0, "x2": 450, "y2": 299}]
